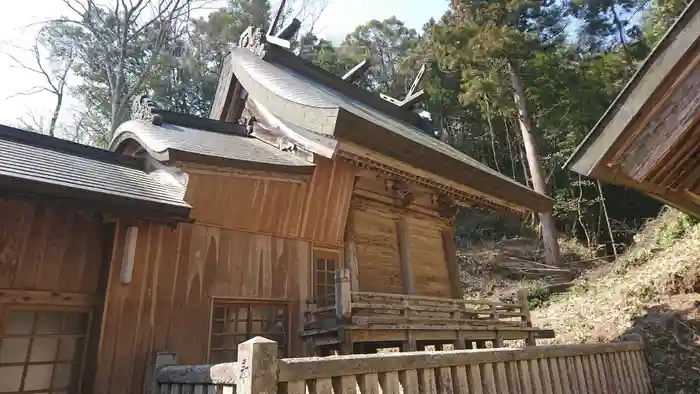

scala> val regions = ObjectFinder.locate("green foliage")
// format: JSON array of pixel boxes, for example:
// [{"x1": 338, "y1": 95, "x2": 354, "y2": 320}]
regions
[
  {"x1": 337, "y1": 17, "x2": 421, "y2": 95},
  {"x1": 32, "y1": 0, "x2": 691, "y2": 249}
]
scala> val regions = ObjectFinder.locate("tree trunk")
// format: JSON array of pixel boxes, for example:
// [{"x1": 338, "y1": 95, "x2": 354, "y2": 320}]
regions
[
  {"x1": 507, "y1": 60, "x2": 562, "y2": 265},
  {"x1": 48, "y1": 92, "x2": 63, "y2": 137}
]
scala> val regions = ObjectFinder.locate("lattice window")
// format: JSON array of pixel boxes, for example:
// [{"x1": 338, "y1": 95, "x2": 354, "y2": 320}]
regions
[
  {"x1": 0, "y1": 308, "x2": 90, "y2": 394},
  {"x1": 313, "y1": 249, "x2": 338, "y2": 307},
  {"x1": 209, "y1": 301, "x2": 289, "y2": 363}
]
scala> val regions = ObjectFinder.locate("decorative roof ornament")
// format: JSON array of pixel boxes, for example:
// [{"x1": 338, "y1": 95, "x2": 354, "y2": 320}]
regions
[
  {"x1": 239, "y1": 26, "x2": 268, "y2": 56},
  {"x1": 239, "y1": 0, "x2": 301, "y2": 57},
  {"x1": 380, "y1": 64, "x2": 426, "y2": 109},
  {"x1": 342, "y1": 59, "x2": 370, "y2": 83},
  {"x1": 131, "y1": 93, "x2": 164, "y2": 125}
]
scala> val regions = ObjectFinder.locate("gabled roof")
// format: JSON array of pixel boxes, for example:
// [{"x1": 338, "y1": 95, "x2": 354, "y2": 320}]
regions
[
  {"x1": 0, "y1": 124, "x2": 191, "y2": 222},
  {"x1": 112, "y1": 120, "x2": 315, "y2": 174},
  {"x1": 110, "y1": 104, "x2": 315, "y2": 174},
  {"x1": 564, "y1": 0, "x2": 700, "y2": 175},
  {"x1": 225, "y1": 45, "x2": 553, "y2": 213}
]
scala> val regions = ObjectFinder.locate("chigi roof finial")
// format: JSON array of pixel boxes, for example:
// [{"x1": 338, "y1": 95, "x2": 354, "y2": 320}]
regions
[{"x1": 379, "y1": 64, "x2": 426, "y2": 110}]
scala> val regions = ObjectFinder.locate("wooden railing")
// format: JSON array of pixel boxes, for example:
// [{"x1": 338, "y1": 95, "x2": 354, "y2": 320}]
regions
[
  {"x1": 305, "y1": 269, "x2": 534, "y2": 330},
  {"x1": 349, "y1": 291, "x2": 532, "y2": 327},
  {"x1": 153, "y1": 337, "x2": 653, "y2": 394}
]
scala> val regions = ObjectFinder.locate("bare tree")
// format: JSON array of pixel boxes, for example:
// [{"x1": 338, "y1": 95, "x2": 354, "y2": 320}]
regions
[
  {"x1": 55, "y1": 0, "x2": 207, "y2": 138},
  {"x1": 5, "y1": 25, "x2": 75, "y2": 137}
]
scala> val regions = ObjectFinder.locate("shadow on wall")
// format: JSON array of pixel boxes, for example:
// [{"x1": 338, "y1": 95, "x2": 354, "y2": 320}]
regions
[{"x1": 616, "y1": 300, "x2": 700, "y2": 393}]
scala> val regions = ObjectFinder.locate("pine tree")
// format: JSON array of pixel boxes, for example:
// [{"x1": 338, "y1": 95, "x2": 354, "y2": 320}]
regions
[{"x1": 433, "y1": 0, "x2": 567, "y2": 264}]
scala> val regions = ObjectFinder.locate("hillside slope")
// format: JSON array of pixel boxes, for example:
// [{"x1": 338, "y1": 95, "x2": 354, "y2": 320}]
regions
[{"x1": 532, "y1": 209, "x2": 700, "y2": 393}]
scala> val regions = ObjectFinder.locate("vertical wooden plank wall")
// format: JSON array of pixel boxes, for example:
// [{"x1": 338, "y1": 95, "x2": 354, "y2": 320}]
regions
[
  {"x1": 349, "y1": 173, "x2": 455, "y2": 297},
  {"x1": 0, "y1": 199, "x2": 108, "y2": 394},
  {"x1": 93, "y1": 158, "x2": 356, "y2": 394},
  {"x1": 0, "y1": 199, "x2": 105, "y2": 296}
]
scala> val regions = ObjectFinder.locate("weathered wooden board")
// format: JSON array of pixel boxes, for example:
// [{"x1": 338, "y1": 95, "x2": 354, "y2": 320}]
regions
[
  {"x1": 351, "y1": 197, "x2": 404, "y2": 294},
  {"x1": 406, "y1": 214, "x2": 451, "y2": 298},
  {"x1": 614, "y1": 51, "x2": 700, "y2": 181},
  {"x1": 349, "y1": 168, "x2": 456, "y2": 298},
  {"x1": 0, "y1": 199, "x2": 105, "y2": 293},
  {"x1": 94, "y1": 221, "x2": 312, "y2": 394},
  {"x1": 184, "y1": 157, "x2": 355, "y2": 247}
]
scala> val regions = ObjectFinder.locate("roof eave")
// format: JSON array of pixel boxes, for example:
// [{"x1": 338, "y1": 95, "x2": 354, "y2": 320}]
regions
[
  {"x1": 564, "y1": 0, "x2": 700, "y2": 173},
  {"x1": 0, "y1": 174, "x2": 192, "y2": 223},
  {"x1": 334, "y1": 110, "x2": 553, "y2": 213},
  {"x1": 167, "y1": 149, "x2": 316, "y2": 175}
]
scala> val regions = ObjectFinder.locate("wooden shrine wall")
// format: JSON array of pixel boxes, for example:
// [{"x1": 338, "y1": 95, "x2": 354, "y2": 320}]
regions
[
  {"x1": 0, "y1": 198, "x2": 109, "y2": 394},
  {"x1": 184, "y1": 157, "x2": 355, "y2": 247},
  {"x1": 94, "y1": 158, "x2": 357, "y2": 394},
  {"x1": 348, "y1": 172, "x2": 455, "y2": 297},
  {"x1": 93, "y1": 220, "x2": 312, "y2": 394},
  {"x1": 0, "y1": 199, "x2": 106, "y2": 295}
]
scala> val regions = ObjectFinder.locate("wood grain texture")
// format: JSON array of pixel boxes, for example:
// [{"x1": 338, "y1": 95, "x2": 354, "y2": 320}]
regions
[
  {"x1": 349, "y1": 169, "x2": 456, "y2": 297},
  {"x1": 94, "y1": 220, "x2": 311, "y2": 394},
  {"x1": 351, "y1": 197, "x2": 403, "y2": 294},
  {"x1": 184, "y1": 157, "x2": 355, "y2": 247},
  {"x1": 0, "y1": 199, "x2": 104, "y2": 293},
  {"x1": 615, "y1": 51, "x2": 700, "y2": 181},
  {"x1": 407, "y1": 215, "x2": 451, "y2": 298}
]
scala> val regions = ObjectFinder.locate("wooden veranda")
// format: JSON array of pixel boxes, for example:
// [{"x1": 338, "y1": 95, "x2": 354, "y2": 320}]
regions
[{"x1": 302, "y1": 269, "x2": 555, "y2": 355}]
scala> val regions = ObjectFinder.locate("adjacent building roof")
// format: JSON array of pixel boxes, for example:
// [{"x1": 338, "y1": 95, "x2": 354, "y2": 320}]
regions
[
  {"x1": 564, "y1": 0, "x2": 700, "y2": 175},
  {"x1": 111, "y1": 118, "x2": 315, "y2": 174},
  {"x1": 0, "y1": 124, "x2": 191, "y2": 221},
  {"x1": 228, "y1": 45, "x2": 553, "y2": 213}
]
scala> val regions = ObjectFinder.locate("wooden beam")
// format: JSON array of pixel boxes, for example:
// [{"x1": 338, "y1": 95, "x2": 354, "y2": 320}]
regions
[
  {"x1": 569, "y1": 0, "x2": 700, "y2": 175},
  {"x1": 268, "y1": 0, "x2": 286, "y2": 36},
  {"x1": 407, "y1": 65, "x2": 426, "y2": 97},
  {"x1": 183, "y1": 163, "x2": 309, "y2": 184},
  {"x1": 344, "y1": 212, "x2": 360, "y2": 292},
  {"x1": 0, "y1": 289, "x2": 100, "y2": 307},
  {"x1": 399, "y1": 90, "x2": 424, "y2": 109},
  {"x1": 209, "y1": 55, "x2": 236, "y2": 120},
  {"x1": 396, "y1": 217, "x2": 415, "y2": 295},
  {"x1": 442, "y1": 229, "x2": 463, "y2": 299}
]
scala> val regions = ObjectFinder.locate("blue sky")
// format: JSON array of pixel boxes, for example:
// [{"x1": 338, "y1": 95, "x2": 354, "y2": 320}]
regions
[
  {"x1": 0, "y1": 0, "x2": 449, "y2": 129},
  {"x1": 314, "y1": 0, "x2": 449, "y2": 43}
]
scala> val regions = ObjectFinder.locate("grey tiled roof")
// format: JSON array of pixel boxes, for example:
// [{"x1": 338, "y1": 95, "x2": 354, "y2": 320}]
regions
[
  {"x1": 0, "y1": 125, "x2": 191, "y2": 216},
  {"x1": 230, "y1": 48, "x2": 549, "y2": 203},
  {"x1": 112, "y1": 119, "x2": 315, "y2": 169}
]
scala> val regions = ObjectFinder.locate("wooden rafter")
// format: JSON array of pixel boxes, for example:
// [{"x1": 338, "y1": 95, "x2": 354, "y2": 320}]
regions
[{"x1": 336, "y1": 149, "x2": 523, "y2": 216}]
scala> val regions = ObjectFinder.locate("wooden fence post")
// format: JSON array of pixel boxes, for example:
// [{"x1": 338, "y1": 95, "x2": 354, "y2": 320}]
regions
[
  {"x1": 148, "y1": 351, "x2": 177, "y2": 394},
  {"x1": 236, "y1": 336, "x2": 279, "y2": 394},
  {"x1": 517, "y1": 289, "x2": 537, "y2": 346},
  {"x1": 335, "y1": 268, "x2": 352, "y2": 321}
]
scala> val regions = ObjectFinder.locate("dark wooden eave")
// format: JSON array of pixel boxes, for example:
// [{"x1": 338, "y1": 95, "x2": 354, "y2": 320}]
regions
[
  {"x1": 0, "y1": 124, "x2": 192, "y2": 223},
  {"x1": 564, "y1": 0, "x2": 700, "y2": 218},
  {"x1": 565, "y1": 0, "x2": 700, "y2": 175}
]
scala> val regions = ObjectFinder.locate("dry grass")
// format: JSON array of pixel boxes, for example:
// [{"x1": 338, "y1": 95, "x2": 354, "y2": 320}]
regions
[
  {"x1": 532, "y1": 208, "x2": 700, "y2": 393},
  {"x1": 457, "y1": 235, "x2": 593, "y2": 302}
]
